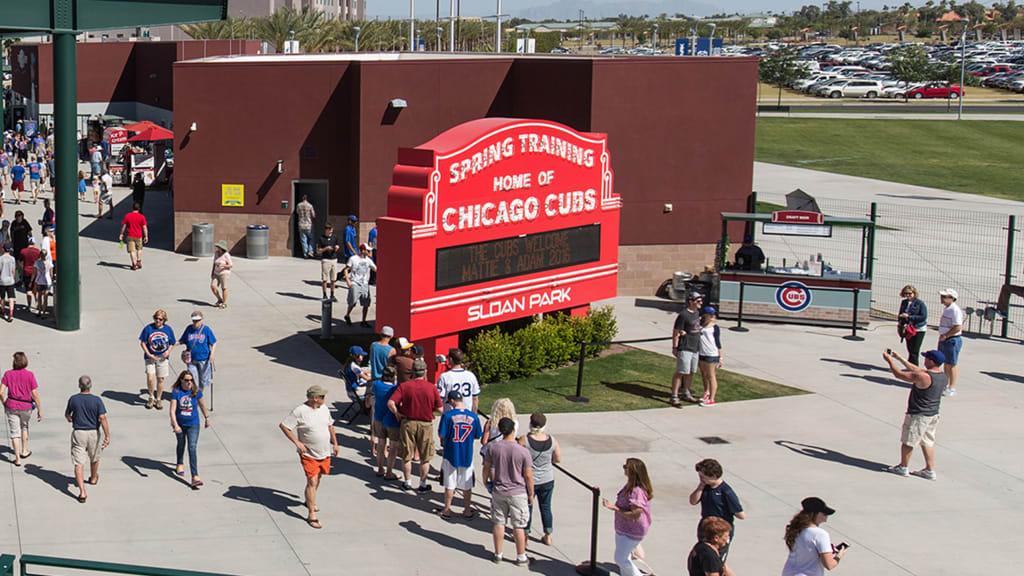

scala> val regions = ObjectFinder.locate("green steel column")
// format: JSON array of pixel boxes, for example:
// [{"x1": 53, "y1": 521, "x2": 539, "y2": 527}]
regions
[{"x1": 54, "y1": 32, "x2": 80, "y2": 330}]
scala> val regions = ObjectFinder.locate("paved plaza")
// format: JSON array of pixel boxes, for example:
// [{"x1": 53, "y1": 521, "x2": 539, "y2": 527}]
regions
[{"x1": 0, "y1": 179, "x2": 1022, "y2": 576}]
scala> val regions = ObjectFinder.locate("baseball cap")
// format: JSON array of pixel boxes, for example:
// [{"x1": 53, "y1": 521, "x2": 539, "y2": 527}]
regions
[
  {"x1": 27, "y1": 237, "x2": 35, "y2": 244},
  {"x1": 743, "y1": 234, "x2": 754, "y2": 243},
  {"x1": 939, "y1": 289, "x2": 958, "y2": 300},
  {"x1": 702, "y1": 306, "x2": 717, "y2": 315},
  {"x1": 411, "y1": 344, "x2": 424, "y2": 356},
  {"x1": 359, "y1": 242, "x2": 371, "y2": 251},
  {"x1": 412, "y1": 357, "x2": 428, "y2": 373},
  {"x1": 688, "y1": 291, "x2": 703, "y2": 301},
  {"x1": 348, "y1": 345, "x2": 367, "y2": 356},
  {"x1": 801, "y1": 496, "x2": 836, "y2": 516},
  {"x1": 380, "y1": 326, "x2": 394, "y2": 337},
  {"x1": 397, "y1": 337, "x2": 413, "y2": 350},
  {"x1": 348, "y1": 215, "x2": 358, "y2": 222},
  {"x1": 922, "y1": 349, "x2": 946, "y2": 365},
  {"x1": 446, "y1": 389, "x2": 463, "y2": 402},
  {"x1": 190, "y1": 312, "x2": 203, "y2": 321},
  {"x1": 306, "y1": 384, "x2": 328, "y2": 398}
]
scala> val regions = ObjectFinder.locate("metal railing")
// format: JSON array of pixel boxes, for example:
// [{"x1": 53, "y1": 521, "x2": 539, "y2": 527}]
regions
[
  {"x1": 732, "y1": 280, "x2": 865, "y2": 340},
  {"x1": 552, "y1": 463, "x2": 608, "y2": 576},
  {"x1": 1, "y1": 554, "x2": 14, "y2": 576},
  {"x1": 18, "y1": 555, "x2": 238, "y2": 576}
]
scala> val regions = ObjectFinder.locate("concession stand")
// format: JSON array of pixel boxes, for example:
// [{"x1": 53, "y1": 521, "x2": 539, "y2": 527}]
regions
[
  {"x1": 377, "y1": 118, "x2": 621, "y2": 376},
  {"x1": 716, "y1": 209, "x2": 876, "y2": 327}
]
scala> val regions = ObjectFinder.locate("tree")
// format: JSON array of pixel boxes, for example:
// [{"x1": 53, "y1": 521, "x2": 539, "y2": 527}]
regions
[
  {"x1": 758, "y1": 47, "x2": 809, "y2": 108},
  {"x1": 888, "y1": 45, "x2": 933, "y2": 100}
]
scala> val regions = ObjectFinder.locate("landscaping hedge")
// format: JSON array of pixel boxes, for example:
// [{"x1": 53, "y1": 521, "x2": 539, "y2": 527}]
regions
[{"x1": 466, "y1": 306, "x2": 618, "y2": 384}]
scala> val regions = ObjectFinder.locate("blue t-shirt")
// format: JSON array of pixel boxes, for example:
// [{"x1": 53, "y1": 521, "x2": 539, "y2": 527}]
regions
[
  {"x1": 372, "y1": 379, "x2": 400, "y2": 427},
  {"x1": 78, "y1": 179, "x2": 87, "y2": 194},
  {"x1": 343, "y1": 225, "x2": 357, "y2": 259},
  {"x1": 179, "y1": 324, "x2": 217, "y2": 360},
  {"x1": 367, "y1": 227, "x2": 378, "y2": 250},
  {"x1": 11, "y1": 165, "x2": 25, "y2": 182},
  {"x1": 65, "y1": 393, "x2": 107, "y2": 430},
  {"x1": 139, "y1": 323, "x2": 175, "y2": 359},
  {"x1": 27, "y1": 162, "x2": 41, "y2": 179},
  {"x1": 370, "y1": 341, "x2": 392, "y2": 380},
  {"x1": 173, "y1": 388, "x2": 203, "y2": 427},
  {"x1": 698, "y1": 481, "x2": 743, "y2": 534},
  {"x1": 0, "y1": 153, "x2": 8, "y2": 167},
  {"x1": 438, "y1": 408, "x2": 483, "y2": 468}
]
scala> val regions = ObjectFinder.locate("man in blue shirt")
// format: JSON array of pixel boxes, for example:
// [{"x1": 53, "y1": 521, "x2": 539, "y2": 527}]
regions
[
  {"x1": 179, "y1": 311, "x2": 217, "y2": 391},
  {"x1": 139, "y1": 309, "x2": 175, "y2": 410},
  {"x1": 688, "y1": 458, "x2": 745, "y2": 562},
  {"x1": 437, "y1": 390, "x2": 483, "y2": 518},
  {"x1": 343, "y1": 215, "x2": 358, "y2": 260},
  {"x1": 10, "y1": 159, "x2": 26, "y2": 204},
  {"x1": 371, "y1": 365, "x2": 401, "y2": 480},
  {"x1": 65, "y1": 375, "x2": 110, "y2": 503},
  {"x1": 26, "y1": 156, "x2": 42, "y2": 204}
]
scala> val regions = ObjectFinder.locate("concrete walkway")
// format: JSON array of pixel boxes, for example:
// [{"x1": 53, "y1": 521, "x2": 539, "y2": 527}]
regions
[{"x1": 0, "y1": 181, "x2": 1021, "y2": 576}]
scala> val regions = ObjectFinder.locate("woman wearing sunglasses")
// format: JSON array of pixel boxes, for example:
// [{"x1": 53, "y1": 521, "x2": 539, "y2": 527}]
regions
[{"x1": 170, "y1": 370, "x2": 211, "y2": 488}]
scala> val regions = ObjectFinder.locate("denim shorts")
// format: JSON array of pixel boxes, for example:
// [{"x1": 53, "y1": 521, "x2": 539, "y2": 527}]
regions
[
  {"x1": 699, "y1": 355, "x2": 720, "y2": 364},
  {"x1": 939, "y1": 336, "x2": 962, "y2": 366}
]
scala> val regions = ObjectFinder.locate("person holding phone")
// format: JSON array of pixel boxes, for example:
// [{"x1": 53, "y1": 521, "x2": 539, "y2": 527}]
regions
[
  {"x1": 897, "y1": 285, "x2": 927, "y2": 366},
  {"x1": 602, "y1": 458, "x2": 653, "y2": 576},
  {"x1": 781, "y1": 497, "x2": 848, "y2": 576}
]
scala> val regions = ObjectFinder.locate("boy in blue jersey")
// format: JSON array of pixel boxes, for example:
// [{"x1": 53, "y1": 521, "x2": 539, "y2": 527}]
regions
[{"x1": 437, "y1": 390, "x2": 483, "y2": 518}]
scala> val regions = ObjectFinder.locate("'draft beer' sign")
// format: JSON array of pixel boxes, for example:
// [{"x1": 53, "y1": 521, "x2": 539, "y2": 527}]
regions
[{"x1": 376, "y1": 118, "x2": 620, "y2": 365}]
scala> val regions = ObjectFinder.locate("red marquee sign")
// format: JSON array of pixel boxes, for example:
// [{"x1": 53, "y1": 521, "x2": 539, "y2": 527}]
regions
[
  {"x1": 771, "y1": 210, "x2": 824, "y2": 225},
  {"x1": 377, "y1": 118, "x2": 620, "y2": 370}
]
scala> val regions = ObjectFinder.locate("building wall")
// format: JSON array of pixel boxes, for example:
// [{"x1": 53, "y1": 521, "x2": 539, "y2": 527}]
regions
[{"x1": 172, "y1": 55, "x2": 758, "y2": 294}]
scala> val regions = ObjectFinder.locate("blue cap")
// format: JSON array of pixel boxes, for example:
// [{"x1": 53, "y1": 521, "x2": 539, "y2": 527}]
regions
[
  {"x1": 702, "y1": 306, "x2": 717, "y2": 315},
  {"x1": 922, "y1": 349, "x2": 945, "y2": 365},
  {"x1": 743, "y1": 234, "x2": 754, "y2": 244},
  {"x1": 348, "y1": 345, "x2": 368, "y2": 356},
  {"x1": 348, "y1": 214, "x2": 358, "y2": 222}
]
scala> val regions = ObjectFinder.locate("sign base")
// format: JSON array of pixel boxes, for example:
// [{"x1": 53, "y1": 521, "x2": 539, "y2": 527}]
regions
[{"x1": 566, "y1": 395, "x2": 590, "y2": 403}]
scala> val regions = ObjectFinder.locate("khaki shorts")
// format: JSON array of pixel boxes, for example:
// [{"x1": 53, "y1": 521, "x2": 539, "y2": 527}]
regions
[
  {"x1": 491, "y1": 492, "x2": 529, "y2": 528},
  {"x1": 399, "y1": 419, "x2": 435, "y2": 463},
  {"x1": 125, "y1": 236, "x2": 143, "y2": 252},
  {"x1": 321, "y1": 259, "x2": 337, "y2": 283},
  {"x1": 6, "y1": 408, "x2": 32, "y2": 438},
  {"x1": 211, "y1": 272, "x2": 229, "y2": 289},
  {"x1": 901, "y1": 413, "x2": 940, "y2": 447},
  {"x1": 71, "y1": 429, "x2": 102, "y2": 467},
  {"x1": 373, "y1": 420, "x2": 401, "y2": 441},
  {"x1": 145, "y1": 356, "x2": 170, "y2": 378}
]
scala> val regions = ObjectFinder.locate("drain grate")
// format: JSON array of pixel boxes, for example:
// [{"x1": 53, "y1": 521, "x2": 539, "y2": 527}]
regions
[
  {"x1": 698, "y1": 436, "x2": 730, "y2": 445},
  {"x1": 184, "y1": 258, "x2": 200, "y2": 262}
]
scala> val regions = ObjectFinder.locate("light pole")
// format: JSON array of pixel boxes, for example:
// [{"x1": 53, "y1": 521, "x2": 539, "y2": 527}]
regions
[
  {"x1": 653, "y1": 23, "x2": 659, "y2": 51},
  {"x1": 409, "y1": 0, "x2": 415, "y2": 51},
  {"x1": 353, "y1": 25, "x2": 361, "y2": 52},
  {"x1": 449, "y1": 0, "x2": 455, "y2": 52},
  {"x1": 959, "y1": 17, "x2": 968, "y2": 120},
  {"x1": 437, "y1": 26, "x2": 443, "y2": 50},
  {"x1": 708, "y1": 23, "x2": 717, "y2": 55},
  {"x1": 496, "y1": 0, "x2": 503, "y2": 52}
]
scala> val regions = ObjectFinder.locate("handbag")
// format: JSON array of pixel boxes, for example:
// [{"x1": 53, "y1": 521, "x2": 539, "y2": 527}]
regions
[{"x1": 904, "y1": 324, "x2": 918, "y2": 338}]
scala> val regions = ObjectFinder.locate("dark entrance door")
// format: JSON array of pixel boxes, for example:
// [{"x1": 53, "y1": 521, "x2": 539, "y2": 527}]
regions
[{"x1": 292, "y1": 180, "x2": 329, "y2": 257}]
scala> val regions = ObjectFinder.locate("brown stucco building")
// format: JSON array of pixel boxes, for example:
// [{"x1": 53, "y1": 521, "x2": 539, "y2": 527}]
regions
[{"x1": 172, "y1": 53, "x2": 757, "y2": 295}]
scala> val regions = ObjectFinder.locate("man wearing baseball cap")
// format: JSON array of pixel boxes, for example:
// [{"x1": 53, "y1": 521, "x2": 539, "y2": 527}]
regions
[
  {"x1": 937, "y1": 289, "x2": 963, "y2": 397},
  {"x1": 342, "y1": 242, "x2": 377, "y2": 328},
  {"x1": 882, "y1": 348, "x2": 948, "y2": 480},
  {"x1": 370, "y1": 326, "x2": 396, "y2": 381},
  {"x1": 387, "y1": 357, "x2": 442, "y2": 492},
  {"x1": 670, "y1": 291, "x2": 704, "y2": 406},
  {"x1": 280, "y1": 384, "x2": 338, "y2": 529},
  {"x1": 343, "y1": 215, "x2": 359, "y2": 260},
  {"x1": 436, "y1": 389, "x2": 483, "y2": 518}
]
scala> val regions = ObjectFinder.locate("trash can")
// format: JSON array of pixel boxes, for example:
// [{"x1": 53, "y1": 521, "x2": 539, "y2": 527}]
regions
[
  {"x1": 192, "y1": 223, "x2": 214, "y2": 257},
  {"x1": 246, "y1": 224, "x2": 269, "y2": 260}
]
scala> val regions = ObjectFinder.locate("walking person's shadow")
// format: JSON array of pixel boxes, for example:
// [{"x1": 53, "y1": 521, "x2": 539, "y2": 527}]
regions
[
  {"x1": 23, "y1": 463, "x2": 77, "y2": 500},
  {"x1": 121, "y1": 455, "x2": 189, "y2": 486},
  {"x1": 222, "y1": 485, "x2": 307, "y2": 521},
  {"x1": 775, "y1": 440, "x2": 888, "y2": 472}
]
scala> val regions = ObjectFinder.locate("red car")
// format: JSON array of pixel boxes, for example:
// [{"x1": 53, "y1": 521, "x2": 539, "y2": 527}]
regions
[
  {"x1": 905, "y1": 83, "x2": 962, "y2": 99},
  {"x1": 971, "y1": 65, "x2": 1012, "y2": 77}
]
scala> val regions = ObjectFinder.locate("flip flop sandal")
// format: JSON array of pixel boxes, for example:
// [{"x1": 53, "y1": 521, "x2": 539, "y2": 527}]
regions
[
  {"x1": 434, "y1": 508, "x2": 453, "y2": 519},
  {"x1": 77, "y1": 495, "x2": 87, "y2": 503},
  {"x1": 20, "y1": 451, "x2": 31, "y2": 459},
  {"x1": 306, "y1": 518, "x2": 322, "y2": 529}
]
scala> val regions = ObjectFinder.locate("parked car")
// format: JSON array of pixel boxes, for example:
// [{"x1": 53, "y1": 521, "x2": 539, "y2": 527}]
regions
[
  {"x1": 822, "y1": 79, "x2": 885, "y2": 99},
  {"x1": 904, "y1": 83, "x2": 962, "y2": 99}
]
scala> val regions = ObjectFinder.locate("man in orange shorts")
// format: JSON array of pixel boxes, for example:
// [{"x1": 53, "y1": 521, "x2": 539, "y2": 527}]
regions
[{"x1": 280, "y1": 385, "x2": 338, "y2": 529}]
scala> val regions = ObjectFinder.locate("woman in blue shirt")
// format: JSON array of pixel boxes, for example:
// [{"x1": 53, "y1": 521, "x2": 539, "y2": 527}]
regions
[{"x1": 169, "y1": 370, "x2": 210, "y2": 488}]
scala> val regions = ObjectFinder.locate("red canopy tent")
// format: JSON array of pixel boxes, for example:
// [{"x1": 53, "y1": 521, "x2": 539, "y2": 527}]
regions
[
  {"x1": 128, "y1": 126, "x2": 174, "y2": 141},
  {"x1": 124, "y1": 120, "x2": 162, "y2": 132}
]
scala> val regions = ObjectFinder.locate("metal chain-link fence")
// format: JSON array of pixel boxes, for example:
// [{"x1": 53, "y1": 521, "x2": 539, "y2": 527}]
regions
[{"x1": 755, "y1": 193, "x2": 1023, "y2": 341}]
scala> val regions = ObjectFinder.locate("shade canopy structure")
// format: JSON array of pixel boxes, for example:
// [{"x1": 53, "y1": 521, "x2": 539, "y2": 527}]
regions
[
  {"x1": 128, "y1": 126, "x2": 174, "y2": 141},
  {"x1": 0, "y1": 0, "x2": 227, "y2": 331},
  {"x1": 124, "y1": 120, "x2": 162, "y2": 132}
]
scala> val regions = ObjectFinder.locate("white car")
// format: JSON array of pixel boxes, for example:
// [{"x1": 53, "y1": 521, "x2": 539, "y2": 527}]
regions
[{"x1": 822, "y1": 79, "x2": 884, "y2": 99}]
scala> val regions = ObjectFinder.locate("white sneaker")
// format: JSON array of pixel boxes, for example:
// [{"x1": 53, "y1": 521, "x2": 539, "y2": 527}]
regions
[
  {"x1": 942, "y1": 387, "x2": 957, "y2": 397},
  {"x1": 912, "y1": 468, "x2": 936, "y2": 481},
  {"x1": 886, "y1": 464, "x2": 909, "y2": 477}
]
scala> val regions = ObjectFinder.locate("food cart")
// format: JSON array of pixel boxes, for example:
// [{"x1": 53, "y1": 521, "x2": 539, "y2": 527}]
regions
[{"x1": 716, "y1": 209, "x2": 876, "y2": 328}]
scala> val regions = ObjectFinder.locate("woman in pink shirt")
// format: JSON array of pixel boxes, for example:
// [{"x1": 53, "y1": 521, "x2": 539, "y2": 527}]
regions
[
  {"x1": 1, "y1": 352, "x2": 42, "y2": 466},
  {"x1": 602, "y1": 457, "x2": 653, "y2": 576}
]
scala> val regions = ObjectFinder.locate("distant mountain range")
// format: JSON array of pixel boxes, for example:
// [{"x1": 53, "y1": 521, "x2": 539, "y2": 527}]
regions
[{"x1": 514, "y1": 0, "x2": 720, "y2": 21}]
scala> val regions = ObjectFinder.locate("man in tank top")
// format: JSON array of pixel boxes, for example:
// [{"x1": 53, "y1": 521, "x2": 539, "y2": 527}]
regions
[{"x1": 882, "y1": 348, "x2": 947, "y2": 481}]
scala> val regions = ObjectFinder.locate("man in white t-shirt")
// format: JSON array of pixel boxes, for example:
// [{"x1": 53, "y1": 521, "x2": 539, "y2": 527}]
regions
[
  {"x1": 436, "y1": 348, "x2": 480, "y2": 413},
  {"x1": 279, "y1": 385, "x2": 338, "y2": 529},
  {"x1": 937, "y1": 289, "x2": 964, "y2": 397},
  {"x1": 343, "y1": 243, "x2": 377, "y2": 328}
]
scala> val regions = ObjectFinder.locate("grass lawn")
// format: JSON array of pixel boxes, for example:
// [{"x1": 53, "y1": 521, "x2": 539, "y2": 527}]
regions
[
  {"x1": 755, "y1": 117, "x2": 1024, "y2": 201},
  {"x1": 478, "y1": 349, "x2": 807, "y2": 414}
]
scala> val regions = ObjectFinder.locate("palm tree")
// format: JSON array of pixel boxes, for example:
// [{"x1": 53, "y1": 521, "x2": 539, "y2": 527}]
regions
[{"x1": 254, "y1": 7, "x2": 327, "y2": 53}]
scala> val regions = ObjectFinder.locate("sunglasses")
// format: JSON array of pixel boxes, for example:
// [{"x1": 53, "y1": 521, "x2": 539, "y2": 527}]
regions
[{"x1": 182, "y1": 377, "x2": 194, "y2": 382}]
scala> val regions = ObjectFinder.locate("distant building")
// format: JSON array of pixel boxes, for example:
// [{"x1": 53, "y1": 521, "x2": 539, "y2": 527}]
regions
[
  {"x1": 746, "y1": 13, "x2": 778, "y2": 28},
  {"x1": 230, "y1": 0, "x2": 365, "y2": 20}
]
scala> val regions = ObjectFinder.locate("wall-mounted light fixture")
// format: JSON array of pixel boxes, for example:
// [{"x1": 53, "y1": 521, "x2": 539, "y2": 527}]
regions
[
  {"x1": 390, "y1": 98, "x2": 408, "y2": 109},
  {"x1": 277, "y1": 160, "x2": 284, "y2": 174},
  {"x1": 188, "y1": 121, "x2": 197, "y2": 132}
]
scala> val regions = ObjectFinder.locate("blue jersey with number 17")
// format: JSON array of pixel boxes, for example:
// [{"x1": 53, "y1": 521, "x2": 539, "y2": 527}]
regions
[{"x1": 439, "y1": 408, "x2": 482, "y2": 468}]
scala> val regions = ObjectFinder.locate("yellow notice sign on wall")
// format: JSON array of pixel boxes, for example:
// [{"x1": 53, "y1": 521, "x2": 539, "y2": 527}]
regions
[{"x1": 221, "y1": 184, "x2": 244, "y2": 207}]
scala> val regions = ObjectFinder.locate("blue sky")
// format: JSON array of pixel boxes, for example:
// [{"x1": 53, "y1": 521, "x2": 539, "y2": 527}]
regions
[{"x1": 366, "y1": 0, "x2": 894, "y2": 20}]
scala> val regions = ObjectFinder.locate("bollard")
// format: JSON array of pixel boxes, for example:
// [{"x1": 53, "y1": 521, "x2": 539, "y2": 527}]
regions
[
  {"x1": 731, "y1": 281, "x2": 749, "y2": 332},
  {"x1": 567, "y1": 341, "x2": 590, "y2": 403},
  {"x1": 844, "y1": 288, "x2": 864, "y2": 341},
  {"x1": 321, "y1": 298, "x2": 333, "y2": 340}
]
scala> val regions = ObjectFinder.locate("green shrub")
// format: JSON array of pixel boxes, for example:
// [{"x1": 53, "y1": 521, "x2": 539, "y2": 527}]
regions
[{"x1": 467, "y1": 305, "x2": 619, "y2": 383}]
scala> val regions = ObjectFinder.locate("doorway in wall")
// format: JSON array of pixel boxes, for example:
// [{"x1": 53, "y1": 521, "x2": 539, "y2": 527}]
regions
[{"x1": 292, "y1": 180, "x2": 329, "y2": 258}]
